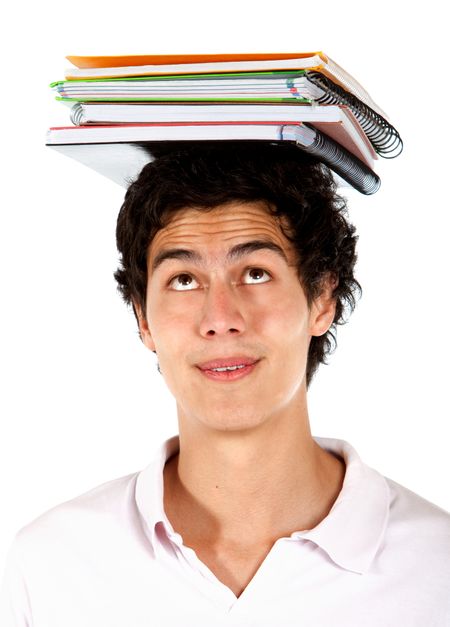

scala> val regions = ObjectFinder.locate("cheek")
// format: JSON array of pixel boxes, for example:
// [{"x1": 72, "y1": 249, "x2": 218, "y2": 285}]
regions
[
  {"x1": 150, "y1": 313, "x2": 184, "y2": 351},
  {"x1": 147, "y1": 293, "x2": 197, "y2": 356},
  {"x1": 254, "y1": 288, "x2": 310, "y2": 339}
]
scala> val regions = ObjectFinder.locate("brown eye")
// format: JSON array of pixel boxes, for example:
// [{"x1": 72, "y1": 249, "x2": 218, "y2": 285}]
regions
[
  {"x1": 243, "y1": 268, "x2": 271, "y2": 284},
  {"x1": 169, "y1": 273, "x2": 199, "y2": 291},
  {"x1": 178, "y1": 274, "x2": 192, "y2": 285}
]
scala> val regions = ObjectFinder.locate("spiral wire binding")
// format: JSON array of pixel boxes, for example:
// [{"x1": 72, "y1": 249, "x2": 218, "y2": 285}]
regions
[
  {"x1": 307, "y1": 127, "x2": 381, "y2": 194},
  {"x1": 282, "y1": 124, "x2": 381, "y2": 195},
  {"x1": 70, "y1": 103, "x2": 83, "y2": 126},
  {"x1": 305, "y1": 71, "x2": 403, "y2": 159}
]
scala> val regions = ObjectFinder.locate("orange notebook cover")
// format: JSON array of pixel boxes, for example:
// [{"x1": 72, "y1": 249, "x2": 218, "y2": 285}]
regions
[{"x1": 66, "y1": 52, "x2": 328, "y2": 69}]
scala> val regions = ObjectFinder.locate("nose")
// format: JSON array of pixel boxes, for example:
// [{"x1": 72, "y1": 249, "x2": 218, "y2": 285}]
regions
[{"x1": 199, "y1": 281, "x2": 246, "y2": 338}]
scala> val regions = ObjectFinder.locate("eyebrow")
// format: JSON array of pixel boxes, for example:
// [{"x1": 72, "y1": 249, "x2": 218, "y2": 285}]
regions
[{"x1": 151, "y1": 240, "x2": 288, "y2": 273}]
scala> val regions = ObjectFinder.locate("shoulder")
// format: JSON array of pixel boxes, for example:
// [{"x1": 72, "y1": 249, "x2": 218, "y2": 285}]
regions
[
  {"x1": 0, "y1": 470, "x2": 158, "y2": 626},
  {"x1": 12, "y1": 471, "x2": 142, "y2": 558},
  {"x1": 385, "y1": 476, "x2": 449, "y2": 531},
  {"x1": 383, "y1": 476, "x2": 450, "y2": 568}
]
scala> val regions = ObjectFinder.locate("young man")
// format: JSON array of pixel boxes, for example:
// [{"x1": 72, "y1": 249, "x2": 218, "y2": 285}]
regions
[{"x1": 1, "y1": 143, "x2": 449, "y2": 626}]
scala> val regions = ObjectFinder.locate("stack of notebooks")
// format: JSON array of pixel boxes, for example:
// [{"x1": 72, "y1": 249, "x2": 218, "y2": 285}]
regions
[{"x1": 46, "y1": 52, "x2": 403, "y2": 194}]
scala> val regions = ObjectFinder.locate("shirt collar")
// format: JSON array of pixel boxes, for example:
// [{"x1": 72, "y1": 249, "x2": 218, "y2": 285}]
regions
[
  {"x1": 135, "y1": 435, "x2": 390, "y2": 574},
  {"x1": 299, "y1": 436, "x2": 390, "y2": 574},
  {"x1": 135, "y1": 435, "x2": 180, "y2": 551}
]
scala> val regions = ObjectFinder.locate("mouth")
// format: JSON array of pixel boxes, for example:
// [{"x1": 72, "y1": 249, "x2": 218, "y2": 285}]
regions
[{"x1": 196, "y1": 356, "x2": 260, "y2": 382}]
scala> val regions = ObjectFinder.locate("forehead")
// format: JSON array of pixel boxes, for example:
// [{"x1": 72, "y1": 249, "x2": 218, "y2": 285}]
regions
[{"x1": 148, "y1": 200, "x2": 295, "y2": 264}]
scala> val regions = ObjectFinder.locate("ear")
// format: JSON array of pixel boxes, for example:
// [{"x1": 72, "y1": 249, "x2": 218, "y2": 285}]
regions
[
  {"x1": 133, "y1": 300, "x2": 156, "y2": 352},
  {"x1": 308, "y1": 274, "x2": 338, "y2": 337}
]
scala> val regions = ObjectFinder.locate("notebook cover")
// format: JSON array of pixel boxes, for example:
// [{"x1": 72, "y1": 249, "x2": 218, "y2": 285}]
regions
[{"x1": 66, "y1": 52, "x2": 328, "y2": 69}]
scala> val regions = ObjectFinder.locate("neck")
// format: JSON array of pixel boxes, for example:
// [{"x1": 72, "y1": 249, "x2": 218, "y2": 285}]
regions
[{"x1": 163, "y1": 397, "x2": 345, "y2": 548}]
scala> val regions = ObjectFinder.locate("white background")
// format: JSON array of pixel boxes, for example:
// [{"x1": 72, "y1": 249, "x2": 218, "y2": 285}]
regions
[{"x1": 1, "y1": 0, "x2": 449, "y2": 574}]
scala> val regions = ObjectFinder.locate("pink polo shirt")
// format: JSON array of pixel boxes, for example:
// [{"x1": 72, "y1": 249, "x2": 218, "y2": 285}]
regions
[{"x1": 1, "y1": 436, "x2": 449, "y2": 626}]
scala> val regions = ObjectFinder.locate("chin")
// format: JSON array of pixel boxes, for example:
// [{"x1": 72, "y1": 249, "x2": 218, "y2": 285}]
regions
[{"x1": 192, "y1": 401, "x2": 271, "y2": 433}]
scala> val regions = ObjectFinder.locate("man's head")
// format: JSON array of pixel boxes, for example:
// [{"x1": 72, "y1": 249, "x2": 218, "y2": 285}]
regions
[{"x1": 114, "y1": 142, "x2": 361, "y2": 398}]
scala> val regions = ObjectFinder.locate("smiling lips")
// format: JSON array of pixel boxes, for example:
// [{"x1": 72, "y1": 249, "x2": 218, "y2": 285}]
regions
[
  {"x1": 198, "y1": 356, "x2": 258, "y2": 370},
  {"x1": 197, "y1": 356, "x2": 260, "y2": 382}
]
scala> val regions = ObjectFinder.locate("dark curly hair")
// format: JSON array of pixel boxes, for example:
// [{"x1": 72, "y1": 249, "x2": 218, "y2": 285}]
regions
[{"x1": 114, "y1": 141, "x2": 361, "y2": 387}]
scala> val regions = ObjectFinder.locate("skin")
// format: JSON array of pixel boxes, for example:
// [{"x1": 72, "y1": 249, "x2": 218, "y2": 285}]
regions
[{"x1": 134, "y1": 200, "x2": 346, "y2": 597}]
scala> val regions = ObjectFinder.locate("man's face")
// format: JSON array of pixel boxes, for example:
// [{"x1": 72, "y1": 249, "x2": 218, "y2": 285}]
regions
[{"x1": 137, "y1": 200, "x2": 335, "y2": 433}]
